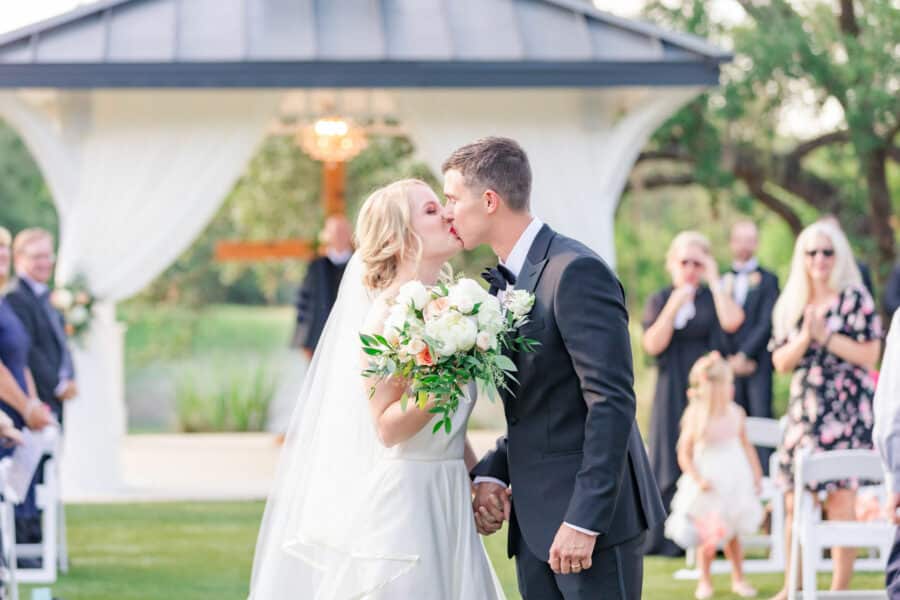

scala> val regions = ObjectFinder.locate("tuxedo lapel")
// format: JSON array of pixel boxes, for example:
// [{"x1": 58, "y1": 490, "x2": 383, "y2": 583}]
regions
[{"x1": 514, "y1": 224, "x2": 553, "y2": 295}]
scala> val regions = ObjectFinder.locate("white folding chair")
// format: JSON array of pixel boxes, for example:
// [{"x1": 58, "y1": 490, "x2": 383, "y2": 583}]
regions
[
  {"x1": 676, "y1": 416, "x2": 785, "y2": 579},
  {"x1": 0, "y1": 458, "x2": 20, "y2": 600},
  {"x1": 787, "y1": 449, "x2": 895, "y2": 600},
  {"x1": 15, "y1": 448, "x2": 65, "y2": 584}
]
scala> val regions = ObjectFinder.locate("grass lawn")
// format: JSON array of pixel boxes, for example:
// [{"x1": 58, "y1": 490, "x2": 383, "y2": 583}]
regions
[{"x1": 24, "y1": 502, "x2": 886, "y2": 600}]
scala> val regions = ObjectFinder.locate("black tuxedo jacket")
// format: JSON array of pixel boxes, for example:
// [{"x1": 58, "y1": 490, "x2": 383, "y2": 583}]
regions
[
  {"x1": 472, "y1": 225, "x2": 665, "y2": 561},
  {"x1": 5, "y1": 278, "x2": 73, "y2": 420},
  {"x1": 725, "y1": 265, "x2": 779, "y2": 361}
]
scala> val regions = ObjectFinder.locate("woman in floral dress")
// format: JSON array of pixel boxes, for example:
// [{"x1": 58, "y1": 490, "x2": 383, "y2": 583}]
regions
[{"x1": 769, "y1": 221, "x2": 883, "y2": 600}]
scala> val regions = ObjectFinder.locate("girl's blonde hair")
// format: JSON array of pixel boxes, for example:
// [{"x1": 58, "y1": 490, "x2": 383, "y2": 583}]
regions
[
  {"x1": 771, "y1": 222, "x2": 862, "y2": 341},
  {"x1": 355, "y1": 179, "x2": 429, "y2": 291},
  {"x1": 666, "y1": 230, "x2": 711, "y2": 274},
  {"x1": 680, "y1": 351, "x2": 733, "y2": 445},
  {"x1": 0, "y1": 227, "x2": 10, "y2": 289}
]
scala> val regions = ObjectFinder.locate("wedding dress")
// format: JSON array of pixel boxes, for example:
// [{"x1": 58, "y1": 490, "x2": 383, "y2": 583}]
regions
[{"x1": 249, "y1": 254, "x2": 505, "y2": 600}]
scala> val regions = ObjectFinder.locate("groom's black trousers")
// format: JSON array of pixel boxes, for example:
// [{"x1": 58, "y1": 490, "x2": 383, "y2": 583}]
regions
[{"x1": 514, "y1": 529, "x2": 646, "y2": 600}]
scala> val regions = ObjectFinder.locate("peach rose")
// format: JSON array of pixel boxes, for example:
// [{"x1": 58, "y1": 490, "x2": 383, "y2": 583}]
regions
[
  {"x1": 415, "y1": 346, "x2": 435, "y2": 367},
  {"x1": 424, "y1": 297, "x2": 450, "y2": 322}
]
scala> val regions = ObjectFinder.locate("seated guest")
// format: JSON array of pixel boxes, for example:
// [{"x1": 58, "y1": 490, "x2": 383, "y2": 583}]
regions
[
  {"x1": 723, "y1": 221, "x2": 780, "y2": 473},
  {"x1": 641, "y1": 231, "x2": 745, "y2": 556},
  {"x1": 769, "y1": 221, "x2": 882, "y2": 600}
]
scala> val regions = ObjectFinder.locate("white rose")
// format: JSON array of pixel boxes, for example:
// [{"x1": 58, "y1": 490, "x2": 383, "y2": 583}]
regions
[
  {"x1": 51, "y1": 289, "x2": 74, "y2": 311},
  {"x1": 397, "y1": 280, "x2": 430, "y2": 311},
  {"x1": 426, "y1": 311, "x2": 478, "y2": 356},
  {"x1": 448, "y1": 278, "x2": 488, "y2": 312},
  {"x1": 68, "y1": 305, "x2": 89, "y2": 326},
  {"x1": 505, "y1": 289, "x2": 535, "y2": 319},
  {"x1": 475, "y1": 331, "x2": 496, "y2": 352},
  {"x1": 476, "y1": 299, "x2": 504, "y2": 335}
]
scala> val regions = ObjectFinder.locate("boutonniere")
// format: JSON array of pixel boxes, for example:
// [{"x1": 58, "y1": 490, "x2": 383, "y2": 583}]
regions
[{"x1": 748, "y1": 272, "x2": 762, "y2": 288}]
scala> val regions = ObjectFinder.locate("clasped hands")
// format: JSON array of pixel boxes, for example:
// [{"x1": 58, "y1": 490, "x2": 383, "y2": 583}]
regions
[{"x1": 472, "y1": 481, "x2": 596, "y2": 574}]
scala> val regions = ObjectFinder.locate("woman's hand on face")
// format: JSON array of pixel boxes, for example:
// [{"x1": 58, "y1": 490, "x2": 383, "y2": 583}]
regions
[{"x1": 701, "y1": 255, "x2": 721, "y2": 286}]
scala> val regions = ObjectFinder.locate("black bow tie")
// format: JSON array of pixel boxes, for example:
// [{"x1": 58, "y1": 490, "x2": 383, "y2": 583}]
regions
[{"x1": 482, "y1": 264, "x2": 517, "y2": 294}]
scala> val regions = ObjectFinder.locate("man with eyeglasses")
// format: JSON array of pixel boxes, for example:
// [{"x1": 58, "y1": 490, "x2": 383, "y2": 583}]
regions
[
  {"x1": 722, "y1": 221, "x2": 779, "y2": 473},
  {"x1": 6, "y1": 228, "x2": 77, "y2": 425},
  {"x1": 4, "y1": 227, "x2": 75, "y2": 555}
]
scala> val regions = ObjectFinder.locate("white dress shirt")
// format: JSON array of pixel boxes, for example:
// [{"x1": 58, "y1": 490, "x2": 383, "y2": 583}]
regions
[
  {"x1": 874, "y1": 310, "x2": 900, "y2": 492},
  {"x1": 731, "y1": 257, "x2": 758, "y2": 307},
  {"x1": 473, "y1": 218, "x2": 599, "y2": 536}
]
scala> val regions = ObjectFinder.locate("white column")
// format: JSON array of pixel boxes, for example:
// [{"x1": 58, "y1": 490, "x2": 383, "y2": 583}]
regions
[{"x1": 397, "y1": 87, "x2": 701, "y2": 268}]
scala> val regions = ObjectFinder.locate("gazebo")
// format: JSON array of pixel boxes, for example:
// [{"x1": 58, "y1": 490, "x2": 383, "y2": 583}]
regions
[{"x1": 0, "y1": 0, "x2": 729, "y2": 497}]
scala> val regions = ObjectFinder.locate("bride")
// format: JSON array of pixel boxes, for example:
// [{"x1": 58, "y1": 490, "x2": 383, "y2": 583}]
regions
[{"x1": 248, "y1": 179, "x2": 506, "y2": 599}]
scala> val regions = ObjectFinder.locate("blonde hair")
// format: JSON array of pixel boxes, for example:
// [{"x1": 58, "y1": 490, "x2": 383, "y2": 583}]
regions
[
  {"x1": 355, "y1": 179, "x2": 429, "y2": 291},
  {"x1": 772, "y1": 222, "x2": 862, "y2": 341},
  {"x1": 680, "y1": 351, "x2": 733, "y2": 445},
  {"x1": 666, "y1": 230, "x2": 711, "y2": 273},
  {"x1": 12, "y1": 227, "x2": 53, "y2": 258},
  {"x1": 0, "y1": 227, "x2": 10, "y2": 288}
]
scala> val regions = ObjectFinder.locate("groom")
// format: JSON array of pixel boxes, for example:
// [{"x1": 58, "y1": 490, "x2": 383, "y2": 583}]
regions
[{"x1": 443, "y1": 137, "x2": 665, "y2": 599}]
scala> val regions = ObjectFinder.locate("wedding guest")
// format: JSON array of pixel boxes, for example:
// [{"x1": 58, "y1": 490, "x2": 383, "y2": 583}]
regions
[
  {"x1": 0, "y1": 226, "x2": 54, "y2": 549},
  {"x1": 665, "y1": 352, "x2": 762, "y2": 600},
  {"x1": 292, "y1": 215, "x2": 353, "y2": 360},
  {"x1": 722, "y1": 221, "x2": 779, "y2": 473},
  {"x1": 769, "y1": 221, "x2": 882, "y2": 600},
  {"x1": 6, "y1": 228, "x2": 77, "y2": 425},
  {"x1": 817, "y1": 214, "x2": 875, "y2": 301},
  {"x1": 874, "y1": 309, "x2": 900, "y2": 597},
  {"x1": 642, "y1": 231, "x2": 745, "y2": 556},
  {"x1": 884, "y1": 262, "x2": 900, "y2": 319}
]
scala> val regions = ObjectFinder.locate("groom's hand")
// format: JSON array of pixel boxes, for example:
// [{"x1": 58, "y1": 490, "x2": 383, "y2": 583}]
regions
[
  {"x1": 548, "y1": 525, "x2": 596, "y2": 574},
  {"x1": 472, "y1": 482, "x2": 511, "y2": 535}
]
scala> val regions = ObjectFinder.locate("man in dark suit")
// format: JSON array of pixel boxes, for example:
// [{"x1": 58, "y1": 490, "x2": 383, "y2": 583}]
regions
[
  {"x1": 292, "y1": 215, "x2": 352, "y2": 361},
  {"x1": 5, "y1": 228, "x2": 76, "y2": 423},
  {"x1": 444, "y1": 137, "x2": 664, "y2": 600},
  {"x1": 4, "y1": 227, "x2": 75, "y2": 550},
  {"x1": 723, "y1": 221, "x2": 779, "y2": 473}
]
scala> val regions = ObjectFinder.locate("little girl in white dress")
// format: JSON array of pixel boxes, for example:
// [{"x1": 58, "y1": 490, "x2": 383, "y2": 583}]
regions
[{"x1": 665, "y1": 352, "x2": 764, "y2": 599}]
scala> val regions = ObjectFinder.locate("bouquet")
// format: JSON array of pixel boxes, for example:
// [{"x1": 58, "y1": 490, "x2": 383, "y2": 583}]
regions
[
  {"x1": 361, "y1": 276, "x2": 538, "y2": 434},
  {"x1": 49, "y1": 274, "x2": 95, "y2": 342}
]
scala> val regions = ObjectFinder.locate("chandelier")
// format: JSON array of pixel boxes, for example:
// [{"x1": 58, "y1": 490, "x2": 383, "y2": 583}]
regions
[{"x1": 297, "y1": 116, "x2": 368, "y2": 163}]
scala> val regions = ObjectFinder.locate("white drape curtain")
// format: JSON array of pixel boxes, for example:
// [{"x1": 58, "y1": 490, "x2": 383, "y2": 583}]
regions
[
  {"x1": 1, "y1": 90, "x2": 279, "y2": 496},
  {"x1": 396, "y1": 88, "x2": 700, "y2": 267}
]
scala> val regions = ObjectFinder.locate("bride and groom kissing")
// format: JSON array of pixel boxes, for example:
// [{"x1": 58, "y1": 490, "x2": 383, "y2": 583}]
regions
[{"x1": 249, "y1": 137, "x2": 665, "y2": 600}]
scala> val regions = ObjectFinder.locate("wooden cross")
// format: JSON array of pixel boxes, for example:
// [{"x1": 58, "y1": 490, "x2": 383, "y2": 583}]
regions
[{"x1": 215, "y1": 161, "x2": 346, "y2": 262}]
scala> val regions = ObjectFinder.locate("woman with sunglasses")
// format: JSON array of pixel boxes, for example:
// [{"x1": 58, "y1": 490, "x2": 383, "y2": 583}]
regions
[
  {"x1": 641, "y1": 231, "x2": 745, "y2": 556},
  {"x1": 769, "y1": 222, "x2": 882, "y2": 599}
]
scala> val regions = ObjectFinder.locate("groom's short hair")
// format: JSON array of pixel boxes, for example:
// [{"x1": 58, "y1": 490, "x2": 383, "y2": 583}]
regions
[{"x1": 442, "y1": 137, "x2": 531, "y2": 212}]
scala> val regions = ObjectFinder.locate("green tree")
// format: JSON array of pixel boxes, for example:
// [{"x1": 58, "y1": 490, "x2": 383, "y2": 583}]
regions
[
  {"x1": 0, "y1": 120, "x2": 58, "y2": 236},
  {"x1": 636, "y1": 0, "x2": 899, "y2": 283}
]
